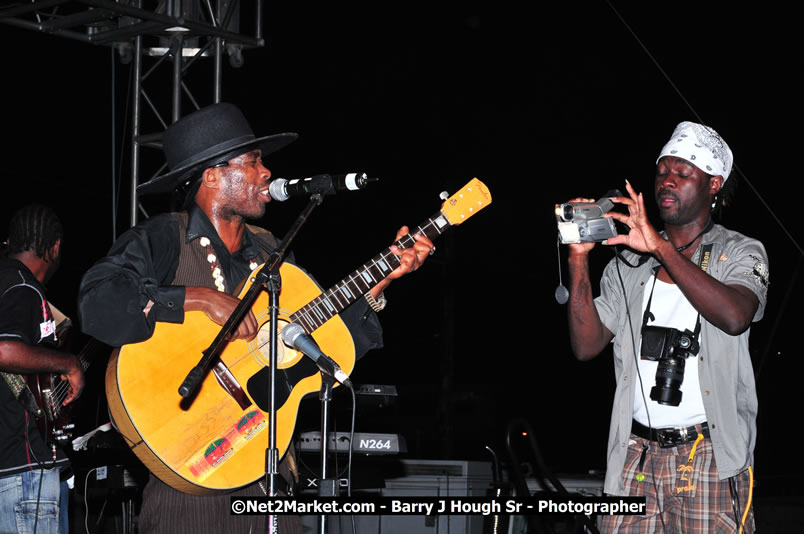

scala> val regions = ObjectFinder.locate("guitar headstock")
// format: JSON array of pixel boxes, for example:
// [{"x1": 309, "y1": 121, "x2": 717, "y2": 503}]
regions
[{"x1": 440, "y1": 178, "x2": 492, "y2": 226}]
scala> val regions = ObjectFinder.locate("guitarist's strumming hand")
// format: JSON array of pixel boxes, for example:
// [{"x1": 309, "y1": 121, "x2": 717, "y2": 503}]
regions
[
  {"x1": 62, "y1": 358, "x2": 85, "y2": 405},
  {"x1": 370, "y1": 226, "x2": 435, "y2": 299},
  {"x1": 181, "y1": 287, "x2": 260, "y2": 341},
  {"x1": 0, "y1": 341, "x2": 85, "y2": 404}
]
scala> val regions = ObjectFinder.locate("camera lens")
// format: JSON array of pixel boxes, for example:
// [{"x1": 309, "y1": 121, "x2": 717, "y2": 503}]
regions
[
  {"x1": 561, "y1": 204, "x2": 575, "y2": 221},
  {"x1": 650, "y1": 356, "x2": 685, "y2": 406}
]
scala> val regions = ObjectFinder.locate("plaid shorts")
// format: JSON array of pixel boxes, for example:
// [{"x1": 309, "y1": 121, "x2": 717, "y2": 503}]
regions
[{"x1": 600, "y1": 433, "x2": 755, "y2": 534}]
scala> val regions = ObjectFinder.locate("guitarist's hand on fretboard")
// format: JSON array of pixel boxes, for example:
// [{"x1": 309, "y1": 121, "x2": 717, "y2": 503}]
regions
[{"x1": 374, "y1": 225, "x2": 435, "y2": 297}]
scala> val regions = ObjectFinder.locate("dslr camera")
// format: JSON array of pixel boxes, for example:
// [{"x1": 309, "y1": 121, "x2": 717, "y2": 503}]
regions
[
  {"x1": 555, "y1": 190, "x2": 622, "y2": 244},
  {"x1": 641, "y1": 325, "x2": 700, "y2": 406}
]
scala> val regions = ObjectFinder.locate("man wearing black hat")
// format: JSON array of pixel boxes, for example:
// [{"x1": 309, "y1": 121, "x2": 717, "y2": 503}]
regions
[{"x1": 78, "y1": 103, "x2": 434, "y2": 533}]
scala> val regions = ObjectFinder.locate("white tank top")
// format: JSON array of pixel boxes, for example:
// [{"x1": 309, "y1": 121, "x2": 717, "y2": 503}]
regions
[{"x1": 632, "y1": 276, "x2": 707, "y2": 428}]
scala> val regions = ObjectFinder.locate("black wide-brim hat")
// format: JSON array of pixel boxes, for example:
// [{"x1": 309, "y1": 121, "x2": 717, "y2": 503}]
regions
[{"x1": 137, "y1": 102, "x2": 298, "y2": 195}]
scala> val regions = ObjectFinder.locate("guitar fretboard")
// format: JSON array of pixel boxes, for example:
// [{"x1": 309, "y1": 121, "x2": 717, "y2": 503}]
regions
[{"x1": 290, "y1": 210, "x2": 452, "y2": 333}]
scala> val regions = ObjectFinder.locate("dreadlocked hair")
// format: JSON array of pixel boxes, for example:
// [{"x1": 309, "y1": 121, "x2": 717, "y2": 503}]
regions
[
  {"x1": 711, "y1": 170, "x2": 740, "y2": 221},
  {"x1": 6, "y1": 204, "x2": 63, "y2": 258}
]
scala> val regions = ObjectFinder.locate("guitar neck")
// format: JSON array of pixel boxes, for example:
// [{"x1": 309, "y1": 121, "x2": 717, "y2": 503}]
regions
[
  {"x1": 77, "y1": 338, "x2": 104, "y2": 372},
  {"x1": 290, "y1": 209, "x2": 451, "y2": 334}
]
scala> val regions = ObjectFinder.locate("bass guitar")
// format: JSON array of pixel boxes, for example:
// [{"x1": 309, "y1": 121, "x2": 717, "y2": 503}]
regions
[
  {"x1": 28, "y1": 337, "x2": 107, "y2": 446},
  {"x1": 105, "y1": 178, "x2": 491, "y2": 494},
  {"x1": 25, "y1": 305, "x2": 109, "y2": 446}
]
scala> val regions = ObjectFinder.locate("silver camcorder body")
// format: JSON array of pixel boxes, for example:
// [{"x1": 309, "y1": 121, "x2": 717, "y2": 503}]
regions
[{"x1": 555, "y1": 190, "x2": 622, "y2": 244}]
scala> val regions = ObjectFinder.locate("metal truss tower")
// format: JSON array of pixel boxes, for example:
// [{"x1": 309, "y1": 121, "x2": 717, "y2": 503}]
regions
[{"x1": 1, "y1": 0, "x2": 265, "y2": 228}]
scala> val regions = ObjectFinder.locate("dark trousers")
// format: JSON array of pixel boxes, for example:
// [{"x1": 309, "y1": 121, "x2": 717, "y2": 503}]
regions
[{"x1": 138, "y1": 474, "x2": 302, "y2": 534}]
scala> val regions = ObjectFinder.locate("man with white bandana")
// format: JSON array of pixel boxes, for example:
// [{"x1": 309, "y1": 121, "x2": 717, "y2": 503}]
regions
[{"x1": 566, "y1": 121, "x2": 768, "y2": 532}]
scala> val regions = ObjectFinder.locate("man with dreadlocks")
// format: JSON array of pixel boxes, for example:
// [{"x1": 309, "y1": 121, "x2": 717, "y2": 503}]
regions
[
  {"x1": 565, "y1": 122, "x2": 768, "y2": 533},
  {"x1": 0, "y1": 203, "x2": 84, "y2": 534},
  {"x1": 78, "y1": 103, "x2": 433, "y2": 533}
]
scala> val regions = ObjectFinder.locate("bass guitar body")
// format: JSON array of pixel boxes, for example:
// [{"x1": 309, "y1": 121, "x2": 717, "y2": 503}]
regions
[{"x1": 105, "y1": 263, "x2": 355, "y2": 495}]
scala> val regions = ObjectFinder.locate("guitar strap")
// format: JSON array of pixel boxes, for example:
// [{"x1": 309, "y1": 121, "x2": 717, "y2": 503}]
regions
[{"x1": 1, "y1": 372, "x2": 42, "y2": 417}]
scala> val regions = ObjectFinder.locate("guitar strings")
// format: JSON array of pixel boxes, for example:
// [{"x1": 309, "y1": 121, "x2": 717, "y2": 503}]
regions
[
  {"x1": 242, "y1": 227, "x2": 434, "y2": 365},
  {"x1": 49, "y1": 353, "x2": 90, "y2": 411},
  {"x1": 290, "y1": 225, "x2": 431, "y2": 333}
]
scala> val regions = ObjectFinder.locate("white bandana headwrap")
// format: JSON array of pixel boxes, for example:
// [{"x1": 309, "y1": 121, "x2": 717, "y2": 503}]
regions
[{"x1": 656, "y1": 121, "x2": 733, "y2": 181}]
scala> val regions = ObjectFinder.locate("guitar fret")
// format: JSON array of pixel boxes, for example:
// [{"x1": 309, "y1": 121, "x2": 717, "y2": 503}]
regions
[
  {"x1": 326, "y1": 288, "x2": 346, "y2": 309},
  {"x1": 309, "y1": 312, "x2": 324, "y2": 330},
  {"x1": 366, "y1": 261, "x2": 385, "y2": 283},
  {"x1": 346, "y1": 277, "x2": 365, "y2": 298},
  {"x1": 321, "y1": 296, "x2": 336, "y2": 314},
  {"x1": 292, "y1": 303, "x2": 309, "y2": 321},
  {"x1": 308, "y1": 312, "x2": 323, "y2": 330},
  {"x1": 397, "y1": 236, "x2": 415, "y2": 248},
  {"x1": 375, "y1": 256, "x2": 392, "y2": 274},
  {"x1": 311, "y1": 305, "x2": 326, "y2": 323},
  {"x1": 339, "y1": 284, "x2": 354, "y2": 300},
  {"x1": 424, "y1": 216, "x2": 449, "y2": 239},
  {"x1": 347, "y1": 272, "x2": 371, "y2": 294},
  {"x1": 360, "y1": 269, "x2": 376, "y2": 285},
  {"x1": 297, "y1": 313, "x2": 315, "y2": 333},
  {"x1": 316, "y1": 296, "x2": 335, "y2": 318},
  {"x1": 384, "y1": 251, "x2": 402, "y2": 268}
]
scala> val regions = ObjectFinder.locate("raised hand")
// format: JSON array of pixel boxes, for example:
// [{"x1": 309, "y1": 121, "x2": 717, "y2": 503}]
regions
[{"x1": 605, "y1": 181, "x2": 665, "y2": 253}]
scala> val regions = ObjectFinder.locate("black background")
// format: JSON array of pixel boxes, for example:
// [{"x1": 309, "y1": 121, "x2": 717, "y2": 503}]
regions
[{"x1": 2, "y1": 3, "x2": 802, "y2": 504}]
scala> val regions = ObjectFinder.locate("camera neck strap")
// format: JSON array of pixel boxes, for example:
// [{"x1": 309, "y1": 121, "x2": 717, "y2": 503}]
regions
[
  {"x1": 616, "y1": 217, "x2": 714, "y2": 269},
  {"x1": 675, "y1": 217, "x2": 714, "y2": 253},
  {"x1": 641, "y1": 242, "x2": 715, "y2": 342}
]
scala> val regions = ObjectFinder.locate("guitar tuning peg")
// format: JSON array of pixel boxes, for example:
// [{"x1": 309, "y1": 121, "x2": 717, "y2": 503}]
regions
[{"x1": 439, "y1": 191, "x2": 449, "y2": 200}]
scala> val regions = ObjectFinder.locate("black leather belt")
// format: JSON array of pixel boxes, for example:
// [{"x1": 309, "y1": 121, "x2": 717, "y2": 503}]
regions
[{"x1": 631, "y1": 419, "x2": 710, "y2": 448}]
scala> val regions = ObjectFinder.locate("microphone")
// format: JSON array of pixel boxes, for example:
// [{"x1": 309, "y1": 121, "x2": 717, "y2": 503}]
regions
[
  {"x1": 280, "y1": 323, "x2": 352, "y2": 387},
  {"x1": 268, "y1": 173, "x2": 376, "y2": 202}
]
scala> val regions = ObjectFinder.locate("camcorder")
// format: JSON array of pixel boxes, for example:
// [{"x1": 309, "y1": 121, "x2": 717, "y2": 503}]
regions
[
  {"x1": 555, "y1": 189, "x2": 623, "y2": 244},
  {"x1": 641, "y1": 325, "x2": 700, "y2": 406}
]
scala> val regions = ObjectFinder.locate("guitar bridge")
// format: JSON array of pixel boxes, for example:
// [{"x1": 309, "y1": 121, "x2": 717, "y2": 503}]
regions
[{"x1": 212, "y1": 362, "x2": 252, "y2": 410}]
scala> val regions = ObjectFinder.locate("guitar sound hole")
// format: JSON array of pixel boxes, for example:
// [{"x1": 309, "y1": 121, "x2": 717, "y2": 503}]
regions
[
  {"x1": 246, "y1": 358, "x2": 319, "y2": 411},
  {"x1": 254, "y1": 320, "x2": 300, "y2": 366}
]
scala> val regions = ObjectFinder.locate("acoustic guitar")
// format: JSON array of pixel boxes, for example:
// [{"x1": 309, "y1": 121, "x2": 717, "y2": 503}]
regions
[{"x1": 105, "y1": 178, "x2": 491, "y2": 494}]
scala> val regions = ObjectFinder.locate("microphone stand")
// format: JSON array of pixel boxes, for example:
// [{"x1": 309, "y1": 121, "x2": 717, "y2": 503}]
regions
[
  {"x1": 177, "y1": 193, "x2": 325, "y2": 534},
  {"x1": 317, "y1": 373, "x2": 337, "y2": 534}
]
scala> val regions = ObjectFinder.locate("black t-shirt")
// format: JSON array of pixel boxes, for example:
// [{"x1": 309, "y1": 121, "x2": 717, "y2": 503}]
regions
[{"x1": 0, "y1": 257, "x2": 69, "y2": 476}]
